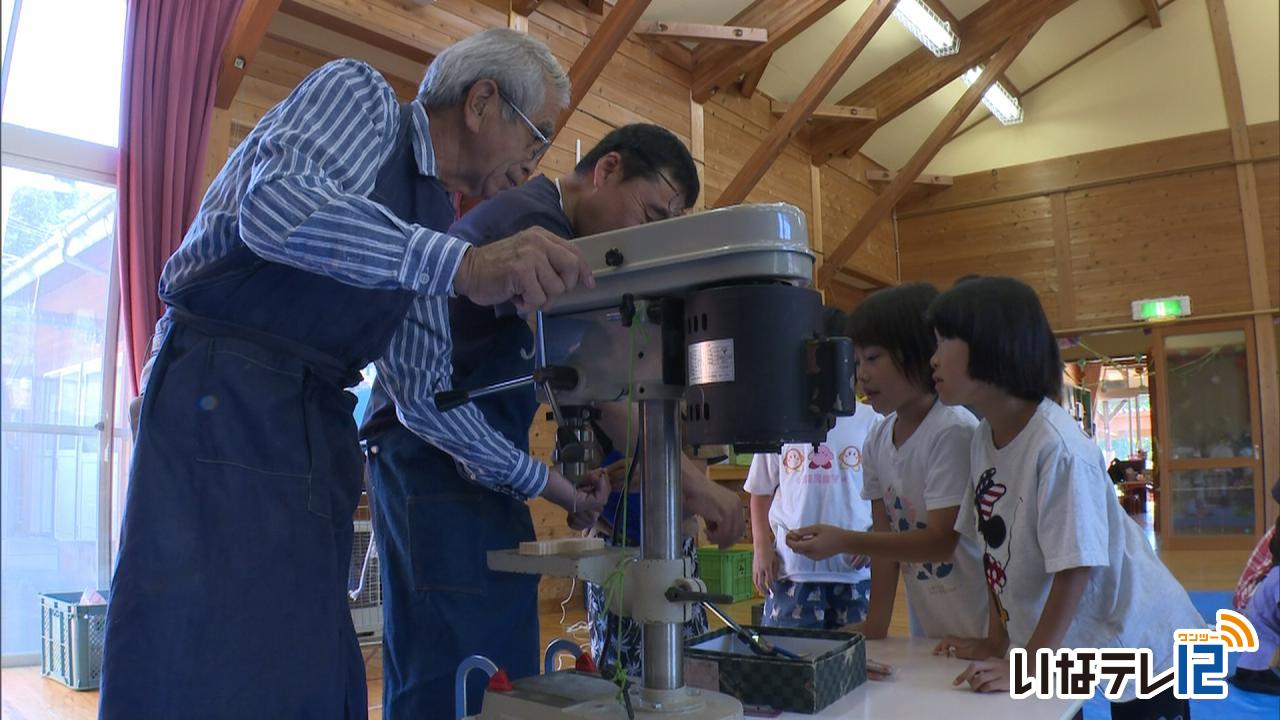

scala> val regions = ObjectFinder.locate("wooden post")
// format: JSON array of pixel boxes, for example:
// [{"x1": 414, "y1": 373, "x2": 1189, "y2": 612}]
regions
[
  {"x1": 738, "y1": 54, "x2": 770, "y2": 98},
  {"x1": 690, "y1": 96, "x2": 706, "y2": 211},
  {"x1": 810, "y1": 164, "x2": 823, "y2": 259},
  {"x1": 1206, "y1": 0, "x2": 1279, "y2": 526},
  {"x1": 508, "y1": 0, "x2": 529, "y2": 32}
]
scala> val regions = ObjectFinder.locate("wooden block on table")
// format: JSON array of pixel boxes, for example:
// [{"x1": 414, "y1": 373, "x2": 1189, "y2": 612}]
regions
[{"x1": 518, "y1": 537, "x2": 606, "y2": 556}]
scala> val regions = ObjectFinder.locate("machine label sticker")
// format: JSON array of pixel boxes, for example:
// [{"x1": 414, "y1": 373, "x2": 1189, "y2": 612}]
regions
[{"x1": 688, "y1": 339, "x2": 735, "y2": 385}]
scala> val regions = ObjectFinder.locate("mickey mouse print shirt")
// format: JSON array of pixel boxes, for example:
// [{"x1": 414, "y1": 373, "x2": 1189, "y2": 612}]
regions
[
  {"x1": 861, "y1": 401, "x2": 989, "y2": 638},
  {"x1": 746, "y1": 403, "x2": 882, "y2": 584},
  {"x1": 956, "y1": 398, "x2": 1203, "y2": 701}
]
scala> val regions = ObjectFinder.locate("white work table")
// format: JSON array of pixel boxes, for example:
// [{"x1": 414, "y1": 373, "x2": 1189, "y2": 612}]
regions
[{"x1": 775, "y1": 638, "x2": 1083, "y2": 720}]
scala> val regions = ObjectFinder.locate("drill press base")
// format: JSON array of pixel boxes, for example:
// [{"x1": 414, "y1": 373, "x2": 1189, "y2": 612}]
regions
[{"x1": 474, "y1": 671, "x2": 743, "y2": 719}]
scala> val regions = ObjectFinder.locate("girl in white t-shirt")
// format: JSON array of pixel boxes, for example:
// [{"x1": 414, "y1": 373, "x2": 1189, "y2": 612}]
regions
[
  {"x1": 928, "y1": 276, "x2": 1203, "y2": 720},
  {"x1": 786, "y1": 283, "x2": 989, "y2": 642},
  {"x1": 747, "y1": 307, "x2": 882, "y2": 629}
]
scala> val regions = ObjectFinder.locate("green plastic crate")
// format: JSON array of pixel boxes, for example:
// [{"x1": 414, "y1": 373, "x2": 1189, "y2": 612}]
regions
[
  {"x1": 40, "y1": 591, "x2": 108, "y2": 690},
  {"x1": 698, "y1": 545, "x2": 754, "y2": 602}
]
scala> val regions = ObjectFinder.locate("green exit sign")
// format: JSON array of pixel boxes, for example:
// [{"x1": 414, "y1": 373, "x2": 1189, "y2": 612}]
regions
[{"x1": 1131, "y1": 296, "x2": 1192, "y2": 321}]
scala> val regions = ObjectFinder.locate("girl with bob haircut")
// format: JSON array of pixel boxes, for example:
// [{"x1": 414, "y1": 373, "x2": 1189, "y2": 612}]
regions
[
  {"x1": 786, "y1": 283, "x2": 989, "y2": 643},
  {"x1": 927, "y1": 276, "x2": 1203, "y2": 720}
]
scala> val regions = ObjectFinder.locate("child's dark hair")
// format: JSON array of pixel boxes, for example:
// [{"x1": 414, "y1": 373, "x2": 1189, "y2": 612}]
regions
[
  {"x1": 846, "y1": 282, "x2": 939, "y2": 393},
  {"x1": 926, "y1": 276, "x2": 1062, "y2": 402},
  {"x1": 575, "y1": 123, "x2": 699, "y2": 209}
]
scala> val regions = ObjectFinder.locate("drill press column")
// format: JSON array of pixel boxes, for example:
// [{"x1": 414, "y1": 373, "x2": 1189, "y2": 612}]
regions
[{"x1": 640, "y1": 398, "x2": 682, "y2": 697}]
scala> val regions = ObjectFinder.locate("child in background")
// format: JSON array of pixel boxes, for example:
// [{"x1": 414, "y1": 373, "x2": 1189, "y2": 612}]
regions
[
  {"x1": 746, "y1": 307, "x2": 883, "y2": 629},
  {"x1": 786, "y1": 283, "x2": 989, "y2": 642},
  {"x1": 1232, "y1": 479, "x2": 1280, "y2": 695},
  {"x1": 1234, "y1": 479, "x2": 1280, "y2": 611},
  {"x1": 928, "y1": 276, "x2": 1202, "y2": 720},
  {"x1": 1231, "y1": 515, "x2": 1280, "y2": 695}
]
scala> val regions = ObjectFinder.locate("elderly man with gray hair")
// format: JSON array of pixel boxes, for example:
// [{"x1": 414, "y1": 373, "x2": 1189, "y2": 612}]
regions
[{"x1": 98, "y1": 28, "x2": 606, "y2": 720}]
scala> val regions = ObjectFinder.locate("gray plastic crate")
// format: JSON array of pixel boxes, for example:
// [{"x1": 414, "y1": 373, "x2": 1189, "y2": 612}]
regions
[{"x1": 40, "y1": 591, "x2": 108, "y2": 690}]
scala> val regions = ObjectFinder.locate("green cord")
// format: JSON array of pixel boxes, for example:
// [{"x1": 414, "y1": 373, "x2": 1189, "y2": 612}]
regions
[
  {"x1": 594, "y1": 310, "x2": 655, "y2": 696},
  {"x1": 608, "y1": 314, "x2": 642, "y2": 691}
]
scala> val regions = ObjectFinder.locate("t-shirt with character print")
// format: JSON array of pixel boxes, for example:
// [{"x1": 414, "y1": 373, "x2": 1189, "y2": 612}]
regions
[
  {"x1": 746, "y1": 403, "x2": 882, "y2": 584},
  {"x1": 955, "y1": 399, "x2": 1204, "y2": 702},
  {"x1": 861, "y1": 401, "x2": 989, "y2": 638}
]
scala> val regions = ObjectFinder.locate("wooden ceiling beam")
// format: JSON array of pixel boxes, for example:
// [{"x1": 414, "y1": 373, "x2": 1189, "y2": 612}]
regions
[
  {"x1": 810, "y1": 0, "x2": 1079, "y2": 164},
  {"x1": 921, "y1": 0, "x2": 961, "y2": 27},
  {"x1": 866, "y1": 169, "x2": 952, "y2": 185},
  {"x1": 216, "y1": 0, "x2": 284, "y2": 109},
  {"x1": 512, "y1": 0, "x2": 545, "y2": 16},
  {"x1": 1140, "y1": 0, "x2": 1162, "y2": 27},
  {"x1": 586, "y1": 0, "x2": 606, "y2": 14},
  {"x1": 555, "y1": 0, "x2": 652, "y2": 133},
  {"x1": 258, "y1": 34, "x2": 420, "y2": 99},
  {"x1": 714, "y1": 0, "x2": 894, "y2": 208},
  {"x1": 946, "y1": 0, "x2": 1175, "y2": 145},
  {"x1": 266, "y1": 12, "x2": 428, "y2": 89},
  {"x1": 278, "y1": 0, "x2": 435, "y2": 63},
  {"x1": 998, "y1": 72, "x2": 1021, "y2": 96},
  {"x1": 1205, "y1": 0, "x2": 1279, "y2": 544},
  {"x1": 771, "y1": 101, "x2": 877, "y2": 122},
  {"x1": 817, "y1": 21, "x2": 1044, "y2": 288},
  {"x1": 636, "y1": 22, "x2": 767, "y2": 46},
  {"x1": 738, "y1": 53, "x2": 771, "y2": 98},
  {"x1": 691, "y1": 0, "x2": 845, "y2": 104}
]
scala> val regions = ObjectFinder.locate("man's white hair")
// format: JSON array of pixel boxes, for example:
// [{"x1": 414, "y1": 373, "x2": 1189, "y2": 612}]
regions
[{"x1": 418, "y1": 28, "x2": 569, "y2": 123}]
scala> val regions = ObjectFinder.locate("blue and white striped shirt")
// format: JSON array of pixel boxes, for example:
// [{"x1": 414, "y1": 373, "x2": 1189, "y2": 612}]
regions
[{"x1": 155, "y1": 59, "x2": 547, "y2": 498}]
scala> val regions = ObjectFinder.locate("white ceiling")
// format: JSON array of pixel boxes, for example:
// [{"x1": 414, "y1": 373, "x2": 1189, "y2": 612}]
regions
[{"x1": 639, "y1": 0, "x2": 1280, "y2": 176}]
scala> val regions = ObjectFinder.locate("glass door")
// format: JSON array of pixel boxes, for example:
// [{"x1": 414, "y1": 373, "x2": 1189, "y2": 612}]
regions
[{"x1": 1152, "y1": 320, "x2": 1264, "y2": 549}]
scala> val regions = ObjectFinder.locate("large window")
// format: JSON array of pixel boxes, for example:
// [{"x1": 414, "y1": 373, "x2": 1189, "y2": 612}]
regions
[
  {"x1": 2, "y1": 0, "x2": 125, "y2": 146},
  {"x1": 1, "y1": 0, "x2": 127, "y2": 663}
]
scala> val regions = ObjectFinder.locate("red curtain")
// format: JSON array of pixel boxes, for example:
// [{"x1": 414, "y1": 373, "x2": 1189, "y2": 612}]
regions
[{"x1": 117, "y1": 0, "x2": 242, "y2": 393}]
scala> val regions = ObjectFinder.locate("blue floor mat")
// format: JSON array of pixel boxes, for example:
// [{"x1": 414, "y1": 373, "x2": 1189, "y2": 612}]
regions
[{"x1": 1080, "y1": 591, "x2": 1279, "y2": 719}]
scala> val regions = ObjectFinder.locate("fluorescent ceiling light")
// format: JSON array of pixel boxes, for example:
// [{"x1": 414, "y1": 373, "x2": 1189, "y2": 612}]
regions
[
  {"x1": 893, "y1": 0, "x2": 959, "y2": 57},
  {"x1": 962, "y1": 65, "x2": 1024, "y2": 125}
]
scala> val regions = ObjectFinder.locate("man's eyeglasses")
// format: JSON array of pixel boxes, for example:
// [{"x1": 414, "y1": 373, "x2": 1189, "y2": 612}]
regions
[
  {"x1": 497, "y1": 88, "x2": 552, "y2": 161},
  {"x1": 632, "y1": 148, "x2": 684, "y2": 218}
]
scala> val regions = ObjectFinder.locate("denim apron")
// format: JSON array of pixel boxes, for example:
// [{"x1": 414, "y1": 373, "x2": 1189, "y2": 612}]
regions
[{"x1": 99, "y1": 103, "x2": 454, "y2": 720}]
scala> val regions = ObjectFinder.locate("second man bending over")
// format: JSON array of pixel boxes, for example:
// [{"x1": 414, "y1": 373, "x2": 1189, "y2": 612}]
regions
[{"x1": 361, "y1": 124, "x2": 744, "y2": 720}]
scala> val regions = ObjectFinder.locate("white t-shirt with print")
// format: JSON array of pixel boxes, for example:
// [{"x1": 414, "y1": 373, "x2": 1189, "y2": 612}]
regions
[
  {"x1": 860, "y1": 401, "x2": 989, "y2": 639},
  {"x1": 956, "y1": 399, "x2": 1204, "y2": 702},
  {"x1": 745, "y1": 404, "x2": 881, "y2": 584}
]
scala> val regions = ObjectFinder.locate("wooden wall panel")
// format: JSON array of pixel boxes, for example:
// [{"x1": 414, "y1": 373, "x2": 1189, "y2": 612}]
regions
[
  {"x1": 821, "y1": 154, "x2": 897, "y2": 286},
  {"x1": 1066, "y1": 167, "x2": 1252, "y2": 327},
  {"x1": 901, "y1": 122, "x2": 1280, "y2": 218},
  {"x1": 1256, "y1": 159, "x2": 1280, "y2": 310},
  {"x1": 899, "y1": 196, "x2": 1061, "y2": 324},
  {"x1": 825, "y1": 282, "x2": 871, "y2": 312},
  {"x1": 526, "y1": 6, "x2": 693, "y2": 158},
  {"x1": 703, "y1": 92, "x2": 812, "y2": 218},
  {"x1": 897, "y1": 123, "x2": 1280, "y2": 332}
]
